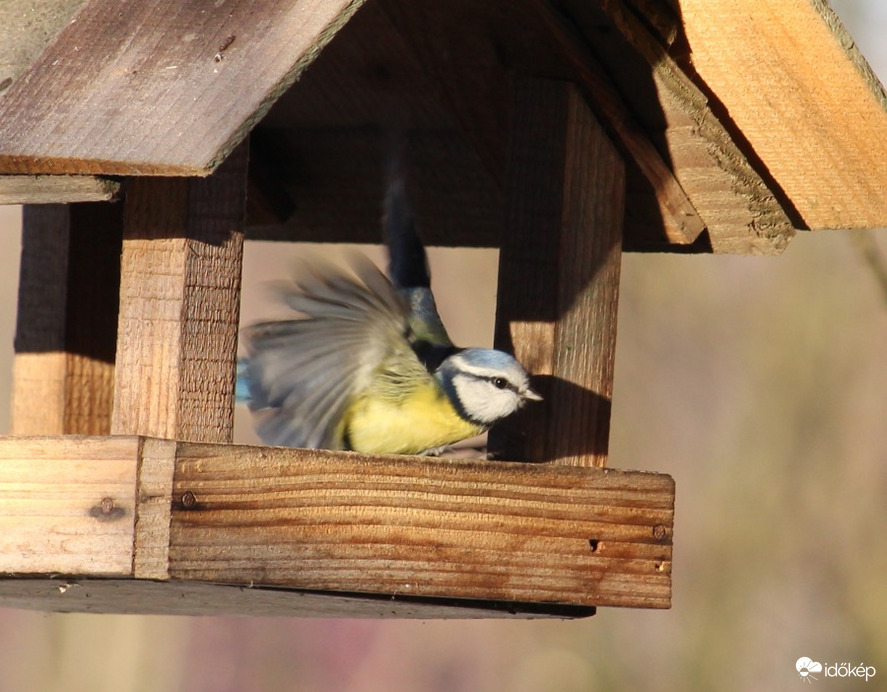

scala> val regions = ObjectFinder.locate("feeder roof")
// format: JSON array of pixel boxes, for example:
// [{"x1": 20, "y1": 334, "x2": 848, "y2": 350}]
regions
[{"x1": 0, "y1": 0, "x2": 885, "y2": 254}]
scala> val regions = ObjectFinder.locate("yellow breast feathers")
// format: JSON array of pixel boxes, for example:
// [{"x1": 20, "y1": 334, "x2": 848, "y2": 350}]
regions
[{"x1": 343, "y1": 378, "x2": 483, "y2": 455}]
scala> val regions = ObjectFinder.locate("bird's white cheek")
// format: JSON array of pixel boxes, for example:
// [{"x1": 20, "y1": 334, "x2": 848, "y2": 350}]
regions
[{"x1": 455, "y1": 379, "x2": 522, "y2": 425}]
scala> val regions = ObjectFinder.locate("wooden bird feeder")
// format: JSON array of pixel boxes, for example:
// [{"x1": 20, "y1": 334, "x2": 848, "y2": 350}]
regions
[{"x1": 1, "y1": 0, "x2": 885, "y2": 618}]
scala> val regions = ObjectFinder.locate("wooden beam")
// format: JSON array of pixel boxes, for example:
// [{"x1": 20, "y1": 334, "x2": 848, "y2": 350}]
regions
[
  {"x1": 111, "y1": 144, "x2": 248, "y2": 443},
  {"x1": 0, "y1": 436, "x2": 674, "y2": 614},
  {"x1": 0, "y1": 0, "x2": 366, "y2": 176},
  {"x1": 491, "y1": 78, "x2": 624, "y2": 468},
  {"x1": 168, "y1": 443, "x2": 671, "y2": 609},
  {"x1": 0, "y1": 579, "x2": 593, "y2": 619},
  {"x1": 0, "y1": 436, "x2": 139, "y2": 575},
  {"x1": 11, "y1": 202, "x2": 122, "y2": 435},
  {"x1": 0, "y1": 175, "x2": 120, "y2": 204}
]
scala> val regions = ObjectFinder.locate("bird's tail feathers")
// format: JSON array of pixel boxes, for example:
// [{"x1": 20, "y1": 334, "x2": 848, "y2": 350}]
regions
[{"x1": 384, "y1": 131, "x2": 431, "y2": 290}]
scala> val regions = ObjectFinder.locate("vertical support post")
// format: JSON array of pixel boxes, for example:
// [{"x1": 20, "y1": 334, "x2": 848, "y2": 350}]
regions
[
  {"x1": 12, "y1": 203, "x2": 122, "y2": 435},
  {"x1": 491, "y1": 78, "x2": 624, "y2": 467},
  {"x1": 110, "y1": 143, "x2": 248, "y2": 443}
]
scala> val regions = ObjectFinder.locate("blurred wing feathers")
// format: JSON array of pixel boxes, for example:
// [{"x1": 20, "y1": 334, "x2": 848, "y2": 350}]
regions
[{"x1": 244, "y1": 259, "x2": 413, "y2": 449}]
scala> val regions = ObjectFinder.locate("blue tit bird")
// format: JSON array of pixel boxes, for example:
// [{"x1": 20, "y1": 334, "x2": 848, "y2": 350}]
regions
[{"x1": 238, "y1": 143, "x2": 540, "y2": 456}]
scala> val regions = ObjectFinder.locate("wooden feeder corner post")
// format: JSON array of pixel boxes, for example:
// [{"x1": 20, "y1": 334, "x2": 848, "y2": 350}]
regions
[{"x1": 0, "y1": 0, "x2": 676, "y2": 619}]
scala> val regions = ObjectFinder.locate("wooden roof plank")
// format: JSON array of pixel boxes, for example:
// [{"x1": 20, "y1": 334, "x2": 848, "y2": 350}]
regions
[
  {"x1": 678, "y1": 0, "x2": 887, "y2": 232},
  {"x1": 3, "y1": 0, "x2": 884, "y2": 248},
  {"x1": 0, "y1": 0, "x2": 366, "y2": 176}
]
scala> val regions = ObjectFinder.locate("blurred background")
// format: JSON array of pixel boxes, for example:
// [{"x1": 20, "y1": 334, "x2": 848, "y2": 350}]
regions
[{"x1": 1, "y1": 1, "x2": 886, "y2": 690}]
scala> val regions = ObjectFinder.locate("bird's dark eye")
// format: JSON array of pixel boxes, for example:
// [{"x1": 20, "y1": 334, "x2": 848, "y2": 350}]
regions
[{"x1": 492, "y1": 377, "x2": 508, "y2": 389}]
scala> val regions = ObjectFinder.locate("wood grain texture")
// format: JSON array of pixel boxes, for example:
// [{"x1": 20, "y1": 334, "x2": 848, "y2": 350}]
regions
[
  {"x1": 167, "y1": 442, "x2": 672, "y2": 609},
  {"x1": 111, "y1": 145, "x2": 247, "y2": 442},
  {"x1": 0, "y1": 436, "x2": 139, "y2": 575},
  {"x1": 132, "y1": 437, "x2": 176, "y2": 579},
  {"x1": 0, "y1": 175, "x2": 119, "y2": 204},
  {"x1": 0, "y1": 0, "x2": 366, "y2": 175},
  {"x1": 0, "y1": 579, "x2": 593, "y2": 618},
  {"x1": 2, "y1": 0, "x2": 883, "y2": 249},
  {"x1": 491, "y1": 78, "x2": 623, "y2": 468},
  {"x1": 677, "y1": 0, "x2": 887, "y2": 232},
  {"x1": 0, "y1": 435, "x2": 672, "y2": 613},
  {"x1": 12, "y1": 203, "x2": 122, "y2": 435},
  {"x1": 12, "y1": 353, "x2": 116, "y2": 436}
]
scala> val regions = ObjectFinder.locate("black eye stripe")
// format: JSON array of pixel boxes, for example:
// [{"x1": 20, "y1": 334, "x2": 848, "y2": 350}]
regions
[{"x1": 459, "y1": 370, "x2": 519, "y2": 392}]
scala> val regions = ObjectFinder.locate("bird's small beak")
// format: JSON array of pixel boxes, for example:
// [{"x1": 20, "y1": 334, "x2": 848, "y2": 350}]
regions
[{"x1": 522, "y1": 387, "x2": 543, "y2": 402}]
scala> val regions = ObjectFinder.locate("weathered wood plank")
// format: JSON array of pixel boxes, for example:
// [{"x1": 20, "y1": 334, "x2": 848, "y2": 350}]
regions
[
  {"x1": 167, "y1": 442, "x2": 672, "y2": 609},
  {"x1": 0, "y1": 175, "x2": 119, "y2": 204},
  {"x1": 0, "y1": 436, "x2": 673, "y2": 613},
  {"x1": 0, "y1": 436, "x2": 139, "y2": 575},
  {"x1": 0, "y1": 0, "x2": 366, "y2": 175},
  {"x1": 133, "y1": 437, "x2": 176, "y2": 580},
  {"x1": 12, "y1": 203, "x2": 122, "y2": 435},
  {"x1": 491, "y1": 78, "x2": 623, "y2": 468},
  {"x1": 111, "y1": 145, "x2": 248, "y2": 442},
  {"x1": 2, "y1": 0, "x2": 883, "y2": 251},
  {"x1": 677, "y1": 0, "x2": 887, "y2": 233},
  {"x1": 0, "y1": 579, "x2": 593, "y2": 619}
]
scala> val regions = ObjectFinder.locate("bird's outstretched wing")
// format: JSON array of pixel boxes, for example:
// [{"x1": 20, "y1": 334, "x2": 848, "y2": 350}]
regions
[{"x1": 242, "y1": 256, "x2": 424, "y2": 449}]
